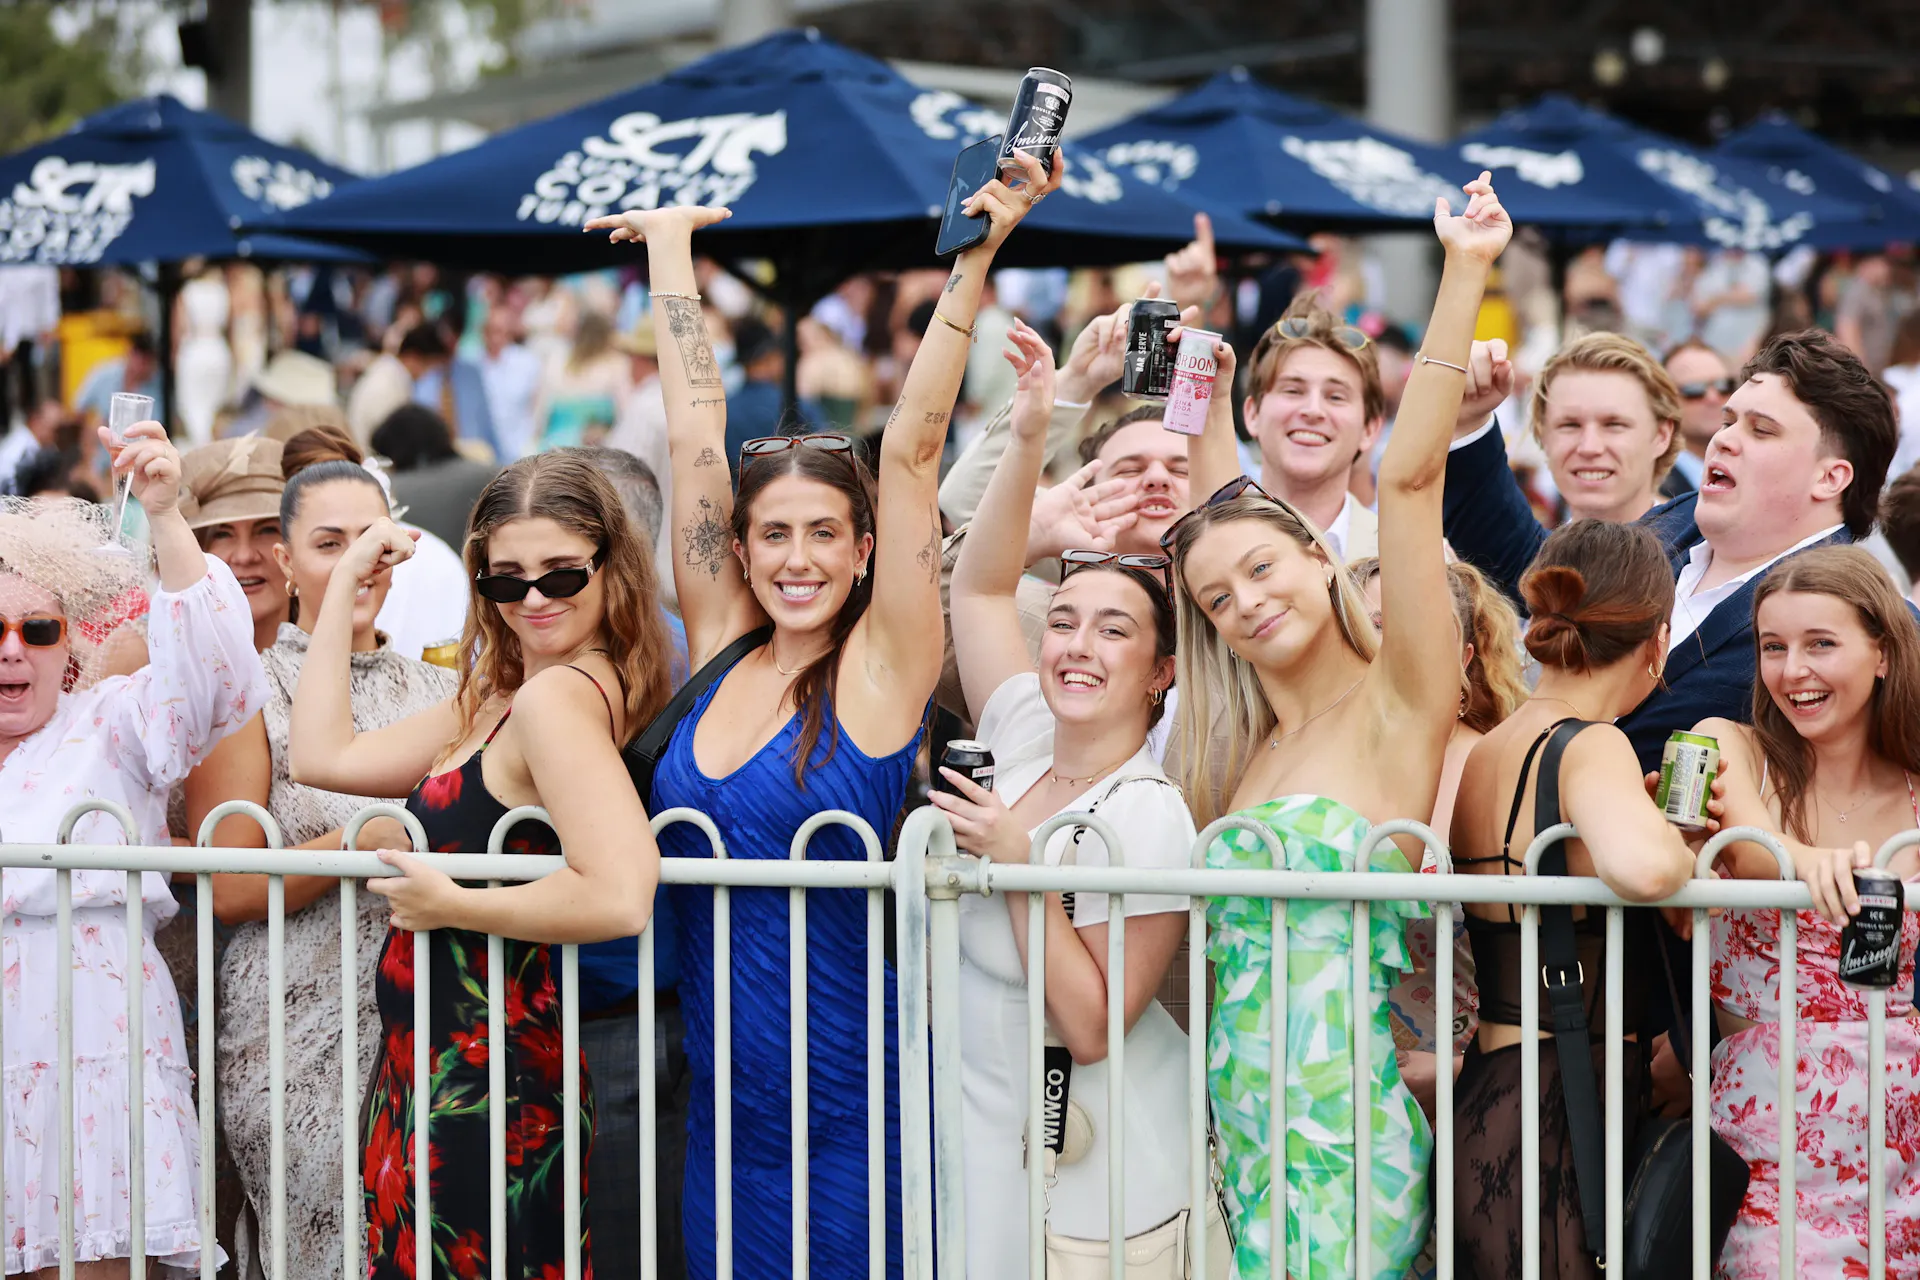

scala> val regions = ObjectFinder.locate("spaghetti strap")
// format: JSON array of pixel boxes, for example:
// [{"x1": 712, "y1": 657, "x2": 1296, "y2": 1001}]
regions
[
  {"x1": 563, "y1": 664, "x2": 617, "y2": 735},
  {"x1": 481, "y1": 709, "x2": 512, "y2": 747}
]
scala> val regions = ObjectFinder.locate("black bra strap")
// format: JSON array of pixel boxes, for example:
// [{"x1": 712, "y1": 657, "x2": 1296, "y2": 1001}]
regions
[{"x1": 1488, "y1": 720, "x2": 1572, "y2": 921}]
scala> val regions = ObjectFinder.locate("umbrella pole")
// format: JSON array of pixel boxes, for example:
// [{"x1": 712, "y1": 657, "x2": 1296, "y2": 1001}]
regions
[
  {"x1": 780, "y1": 257, "x2": 801, "y2": 421},
  {"x1": 157, "y1": 262, "x2": 181, "y2": 439}
]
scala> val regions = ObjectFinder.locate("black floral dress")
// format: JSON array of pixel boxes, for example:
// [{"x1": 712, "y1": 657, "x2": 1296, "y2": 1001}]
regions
[{"x1": 363, "y1": 709, "x2": 594, "y2": 1279}]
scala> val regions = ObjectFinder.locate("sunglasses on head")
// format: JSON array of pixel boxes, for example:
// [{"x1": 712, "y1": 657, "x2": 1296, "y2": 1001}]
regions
[
  {"x1": 1060, "y1": 549, "x2": 1173, "y2": 598},
  {"x1": 1677, "y1": 378, "x2": 1736, "y2": 401},
  {"x1": 1273, "y1": 316, "x2": 1371, "y2": 350},
  {"x1": 0, "y1": 616, "x2": 66, "y2": 648},
  {"x1": 473, "y1": 559, "x2": 601, "y2": 604},
  {"x1": 1158, "y1": 475, "x2": 1287, "y2": 550},
  {"x1": 739, "y1": 433, "x2": 856, "y2": 472}
]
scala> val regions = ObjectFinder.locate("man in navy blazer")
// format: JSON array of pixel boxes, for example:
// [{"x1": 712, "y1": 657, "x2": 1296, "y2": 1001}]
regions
[{"x1": 1441, "y1": 329, "x2": 1899, "y2": 774}]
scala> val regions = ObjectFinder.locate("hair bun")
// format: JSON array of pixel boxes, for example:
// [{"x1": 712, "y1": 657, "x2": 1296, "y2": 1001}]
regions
[
  {"x1": 280, "y1": 423, "x2": 364, "y2": 479},
  {"x1": 1521, "y1": 564, "x2": 1593, "y2": 669}
]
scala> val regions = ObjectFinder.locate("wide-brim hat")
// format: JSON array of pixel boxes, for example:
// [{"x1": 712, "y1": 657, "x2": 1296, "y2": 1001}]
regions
[
  {"x1": 252, "y1": 350, "x2": 338, "y2": 408},
  {"x1": 178, "y1": 435, "x2": 286, "y2": 530},
  {"x1": 614, "y1": 323, "x2": 657, "y2": 358}
]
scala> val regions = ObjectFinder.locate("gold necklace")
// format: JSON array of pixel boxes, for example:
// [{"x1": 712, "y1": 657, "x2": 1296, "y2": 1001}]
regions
[
  {"x1": 1047, "y1": 758, "x2": 1130, "y2": 788},
  {"x1": 1532, "y1": 695, "x2": 1596, "y2": 720},
  {"x1": 771, "y1": 649, "x2": 826, "y2": 678},
  {"x1": 1269, "y1": 676, "x2": 1364, "y2": 751}
]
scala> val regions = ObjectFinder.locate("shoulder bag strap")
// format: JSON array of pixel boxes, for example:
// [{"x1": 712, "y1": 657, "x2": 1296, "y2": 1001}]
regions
[
  {"x1": 1533, "y1": 717, "x2": 1609, "y2": 1262},
  {"x1": 624, "y1": 626, "x2": 773, "y2": 791}
]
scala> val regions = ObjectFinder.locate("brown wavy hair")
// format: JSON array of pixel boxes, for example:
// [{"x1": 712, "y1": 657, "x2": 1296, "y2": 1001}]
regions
[
  {"x1": 731, "y1": 442, "x2": 881, "y2": 786},
  {"x1": 1749, "y1": 546, "x2": 1920, "y2": 843},
  {"x1": 449, "y1": 452, "x2": 672, "y2": 753},
  {"x1": 1349, "y1": 556, "x2": 1525, "y2": 733},
  {"x1": 1519, "y1": 520, "x2": 1673, "y2": 673}
]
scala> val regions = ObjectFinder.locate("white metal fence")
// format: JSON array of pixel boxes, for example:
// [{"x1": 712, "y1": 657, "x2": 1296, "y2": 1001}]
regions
[{"x1": 3, "y1": 800, "x2": 1912, "y2": 1279}]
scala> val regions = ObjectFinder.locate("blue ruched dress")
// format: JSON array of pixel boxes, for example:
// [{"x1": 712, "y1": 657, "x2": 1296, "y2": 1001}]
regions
[{"x1": 651, "y1": 668, "x2": 918, "y2": 1280}]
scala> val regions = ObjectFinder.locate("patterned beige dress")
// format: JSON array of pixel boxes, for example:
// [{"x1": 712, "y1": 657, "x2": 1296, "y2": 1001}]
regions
[{"x1": 216, "y1": 623, "x2": 455, "y2": 1279}]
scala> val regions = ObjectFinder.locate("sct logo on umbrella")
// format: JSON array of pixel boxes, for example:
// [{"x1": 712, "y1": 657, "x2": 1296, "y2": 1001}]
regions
[
  {"x1": 517, "y1": 110, "x2": 788, "y2": 225},
  {"x1": 231, "y1": 157, "x2": 335, "y2": 212},
  {"x1": 1279, "y1": 136, "x2": 1460, "y2": 217},
  {"x1": 0, "y1": 156, "x2": 155, "y2": 264},
  {"x1": 1459, "y1": 144, "x2": 1584, "y2": 190}
]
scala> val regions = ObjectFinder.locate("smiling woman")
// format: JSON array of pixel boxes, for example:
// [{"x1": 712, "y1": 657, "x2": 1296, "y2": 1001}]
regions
[{"x1": 286, "y1": 448, "x2": 673, "y2": 1280}]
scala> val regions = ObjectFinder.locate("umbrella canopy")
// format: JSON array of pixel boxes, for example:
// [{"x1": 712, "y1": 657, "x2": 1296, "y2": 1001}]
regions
[
  {"x1": 1714, "y1": 114, "x2": 1920, "y2": 248},
  {"x1": 1073, "y1": 67, "x2": 1658, "y2": 233},
  {"x1": 1455, "y1": 95, "x2": 1866, "y2": 252},
  {"x1": 253, "y1": 28, "x2": 1300, "y2": 296},
  {"x1": 0, "y1": 95, "x2": 361, "y2": 266}
]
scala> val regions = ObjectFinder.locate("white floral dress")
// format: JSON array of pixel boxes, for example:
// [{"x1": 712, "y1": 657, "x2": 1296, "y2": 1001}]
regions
[
  {"x1": 1710, "y1": 894, "x2": 1920, "y2": 1277},
  {"x1": 0, "y1": 557, "x2": 265, "y2": 1273}
]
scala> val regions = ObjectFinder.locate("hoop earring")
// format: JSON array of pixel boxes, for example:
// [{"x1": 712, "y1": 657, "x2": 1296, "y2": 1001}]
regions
[
  {"x1": 1149, "y1": 686, "x2": 1165, "y2": 706},
  {"x1": 854, "y1": 565, "x2": 867, "y2": 584},
  {"x1": 742, "y1": 566, "x2": 750, "y2": 584},
  {"x1": 284, "y1": 579, "x2": 297, "y2": 598},
  {"x1": 1457, "y1": 691, "x2": 1468, "y2": 720},
  {"x1": 1648, "y1": 660, "x2": 1659, "y2": 679}
]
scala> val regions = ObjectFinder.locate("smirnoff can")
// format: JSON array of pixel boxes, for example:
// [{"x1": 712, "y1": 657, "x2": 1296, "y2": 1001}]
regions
[
  {"x1": 1654, "y1": 730, "x2": 1719, "y2": 830},
  {"x1": 937, "y1": 740, "x2": 996, "y2": 797},
  {"x1": 1838, "y1": 869, "x2": 1905, "y2": 990},
  {"x1": 1160, "y1": 328, "x2": 1221, "y2": 436},
  {"x1": 998, "y1": 68, "x2": 1073, "y2": 179},
  {"x1": 1121, "y1": 297, "x2": 1181, "y2": 401}
]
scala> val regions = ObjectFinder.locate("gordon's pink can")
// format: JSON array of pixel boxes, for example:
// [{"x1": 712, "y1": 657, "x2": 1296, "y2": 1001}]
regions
[{"x1": 1161, "y1": 328, "x2": 1221, "y2": 435}]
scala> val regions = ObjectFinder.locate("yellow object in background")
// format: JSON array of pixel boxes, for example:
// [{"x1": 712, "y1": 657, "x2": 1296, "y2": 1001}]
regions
[
  {"x1": 57, "y1": 311, "x2": 132, "y2": 408},
  {"x1": 1473, "y1": 266, "x2": 1518, "y2": 349}
]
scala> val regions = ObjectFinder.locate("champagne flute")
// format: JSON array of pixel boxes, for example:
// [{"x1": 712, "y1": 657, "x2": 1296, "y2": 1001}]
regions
[{"x1": 105, "y1": 392, "x2": 154, "y2": 549}]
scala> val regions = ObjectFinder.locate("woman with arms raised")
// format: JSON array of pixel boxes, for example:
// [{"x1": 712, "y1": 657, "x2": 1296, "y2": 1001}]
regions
[
  {"x1": 0, "y1": 422, "x2": 267, "y2": 1276},
  {"x1": 1698, "y1": 546, "x2": 1920, "y2": 1278},
  {"x1": 930, "y1": 322, "x2": 1205, "y2": 1273},
  {"x1": 287, "y1": 450, "x2": 673, "y2": 1279},
  {"x1": 1448, "y1": 519, "x2": 1696, "y2": 1278},
  {"x1": 1162, "y1": 174, "x2": 1510, "y2": 1279},
  {"x1": 581, "y1": 149, "x2": 1060, "y2": 1279}
]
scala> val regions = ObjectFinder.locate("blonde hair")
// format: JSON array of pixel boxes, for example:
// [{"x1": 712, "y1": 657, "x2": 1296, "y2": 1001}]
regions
[
  {"x1": 1166, "y1": 492, "x2": 1378, "y2": 824},
  {"x1": 1529, "y1": 332, "x2": 1684, "y2": 483},
  {"x1": 1246, "y1": 293, "x2": 1386, "y2": 423}
]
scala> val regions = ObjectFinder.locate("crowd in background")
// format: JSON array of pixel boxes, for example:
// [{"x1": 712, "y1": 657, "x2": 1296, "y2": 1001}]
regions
[{"x1": 1, "y1": 163, "x2": 1920, "y2": 1280}]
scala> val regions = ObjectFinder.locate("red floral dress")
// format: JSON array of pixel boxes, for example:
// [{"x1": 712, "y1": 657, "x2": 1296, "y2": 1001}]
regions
[
  {"x1": 1710, "y1": 872, "x2": 1920, "y2": 1277},
  {"x1": 363, "y1": 710, "x2": 594, "y2": 1279}
]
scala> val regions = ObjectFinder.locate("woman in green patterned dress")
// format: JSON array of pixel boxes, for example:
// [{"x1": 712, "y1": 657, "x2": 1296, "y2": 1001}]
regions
[{"x1": 1161, "y1": 173, "x2": 1512, "y2": 1279}]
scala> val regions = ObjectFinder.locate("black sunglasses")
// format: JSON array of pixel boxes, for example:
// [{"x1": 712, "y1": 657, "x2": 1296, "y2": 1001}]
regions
[
  {"x1": 0, "y1": 616, "x2": 66, "y2": 648},
  {"x1": 1060, "y1": 549, "x2": 1173, "y2": 598},
  {"x1": 473, "y1": 559, "x2": 601, "y2": 604},
  {"x1": 739, "y1": 433, "x2": 856, "y2": 471},
  {"x1": 1677, "y1": 378, "x2": 1736, "y2": 400},
  {"x1": 1158, "y1": 475, "x2": 1285, "y2": 550}
]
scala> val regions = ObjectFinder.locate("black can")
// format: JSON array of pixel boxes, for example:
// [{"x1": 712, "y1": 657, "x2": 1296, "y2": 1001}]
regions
[
  {"x1": 998, "y1": 68, "x2": 1073, "y2": 180},
  {"x1": 937, "y1": 739, "x2": 996, "y2": 796},
  {"x1": 1122, "y1": 297, "x2": 1182, "y2": 402},
  {"x1": 1838, "y1": 868, "x2": 1906, "y2": 990}
]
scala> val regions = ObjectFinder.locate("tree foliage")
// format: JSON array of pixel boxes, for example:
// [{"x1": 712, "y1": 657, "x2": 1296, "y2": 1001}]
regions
[{"x1": 0, "y1": 2, "x2": 129, "y2": 154}]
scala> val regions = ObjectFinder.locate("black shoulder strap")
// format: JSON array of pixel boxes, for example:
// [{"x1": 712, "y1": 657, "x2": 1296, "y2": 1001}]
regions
[
  {"x1": 623, "y1": 626, "x2": 772, "y2": 794},
  {"x1": 1533, "y1": 717, "x2": 1608, "y2": 1263}
]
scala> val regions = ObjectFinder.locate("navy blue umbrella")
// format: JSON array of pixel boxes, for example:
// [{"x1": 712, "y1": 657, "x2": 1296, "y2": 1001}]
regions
[
  {"x1": 1715, "y1": 114, "x2": 1920, "y2": 248},
  {"x1": 1074, "y1": 68, "x2": 1657, "y2": 233},
  {"x1": 0, "y1": 94, "x2": 360, "y2": 267},
  {"x1": 1455, "y1": 95, "x2": 1866, "y2": 251},
  {"x1": 254, "y1": 29, "x2": 1300, "y2": 290}
]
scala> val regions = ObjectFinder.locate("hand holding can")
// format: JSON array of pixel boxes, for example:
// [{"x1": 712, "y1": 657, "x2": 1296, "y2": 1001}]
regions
[{"x1": 1160, "y1": 328, "x2": 1222, "y2": 436}]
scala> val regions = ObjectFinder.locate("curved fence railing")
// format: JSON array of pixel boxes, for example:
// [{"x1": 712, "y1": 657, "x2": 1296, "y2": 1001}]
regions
[{"x1": 0, "y1": 801, "x2": 1910, "y2": 1279}]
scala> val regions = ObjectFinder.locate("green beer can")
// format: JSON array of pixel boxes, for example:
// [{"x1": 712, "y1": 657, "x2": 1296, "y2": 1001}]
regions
[{"x1": 1654, "y1": 730, "x2": 1719, "y2": 830}]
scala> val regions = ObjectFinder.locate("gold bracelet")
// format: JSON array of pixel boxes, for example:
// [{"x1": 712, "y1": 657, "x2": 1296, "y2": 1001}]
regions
[
  {"x1": 650, "y1": 289, "x2": 702, "y2": 302},
  {"x1": 933, "y1": 310, "x2": 976, "y2": 341},
  {"x1": 1415, "y1": 352, "x2": 1468, "y2": 374}
]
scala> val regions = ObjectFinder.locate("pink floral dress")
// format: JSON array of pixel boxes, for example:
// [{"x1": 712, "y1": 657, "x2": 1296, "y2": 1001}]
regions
[
  {"x1": 1710, "y1": 845, "x2": 1920, "y2": 1277},
  {"x1": 0, "y1": 558, "x2": 265, "y2": 1273}
]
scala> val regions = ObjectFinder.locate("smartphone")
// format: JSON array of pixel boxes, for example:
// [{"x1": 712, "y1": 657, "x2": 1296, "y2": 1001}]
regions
[{"x1": 935, "y1": 135, "x2": 1003, "y2": 258}]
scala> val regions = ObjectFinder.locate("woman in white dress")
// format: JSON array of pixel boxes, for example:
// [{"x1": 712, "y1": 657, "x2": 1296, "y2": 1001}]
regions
[
  {"x1": 0, "y1": 420, "x2": 266, "y2": 1275},
  {"x1": 174, "y1": 267, "x2": 232, "y2": 447},
  {"x1": 929, "y1": 321, "x2": 1202, "y2": 1275}
]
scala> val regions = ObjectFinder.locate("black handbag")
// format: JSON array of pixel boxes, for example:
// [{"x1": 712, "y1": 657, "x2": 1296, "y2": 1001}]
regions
[
  {"x1": 621, "y1": 626, "x2": 770, "y2": 803},
  {"x1": 1528, "y1": 719, "x2": 1750, "y2": 1279}
]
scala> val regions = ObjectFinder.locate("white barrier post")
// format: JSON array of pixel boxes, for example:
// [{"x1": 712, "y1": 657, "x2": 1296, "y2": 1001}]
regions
[{"x1": 894, "y1": 807, "x2": 943, "y2": 1280}]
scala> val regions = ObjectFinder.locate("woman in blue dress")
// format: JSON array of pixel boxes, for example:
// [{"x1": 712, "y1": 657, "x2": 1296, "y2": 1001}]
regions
[{"x1": 583, "y1": 151, "x2": 1062, "y2": 1278}]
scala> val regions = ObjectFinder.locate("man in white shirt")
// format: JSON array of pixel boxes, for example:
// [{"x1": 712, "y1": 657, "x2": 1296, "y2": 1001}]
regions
[
  {"x1": 1441, "y1": 328, "x2": 1900, "y2": 774},
  {"x1": 477, "y1": 309, "x2": 542, "y2": 463},
  {"x1": 1240, "y1": 296, "x2": 1381, "y2": 561}
]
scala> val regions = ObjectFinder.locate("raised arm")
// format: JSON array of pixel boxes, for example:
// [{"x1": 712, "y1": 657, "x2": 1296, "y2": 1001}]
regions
[
  {"x1": 582, "y1": 205, "x2": 753, "y2": 666},
  {"x1": 287, "y1": 517, "x2": 464, "y2": 797},
  {"x1": 1188, "y1": 330, "x2": 1244, "y2": 503},
  {"x1": 1372, "y1": 174, "x2": 1512, "y2": 723},
  {"x1": 853, "y1": 149, "x2": 1062, "y2": 704},
  {"x1": 1441, "y1": 338, "x2": 1547, "y2": 607},
  {"x1": 951, "y1": 324, "x2": 1064, "y2": 723}
]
